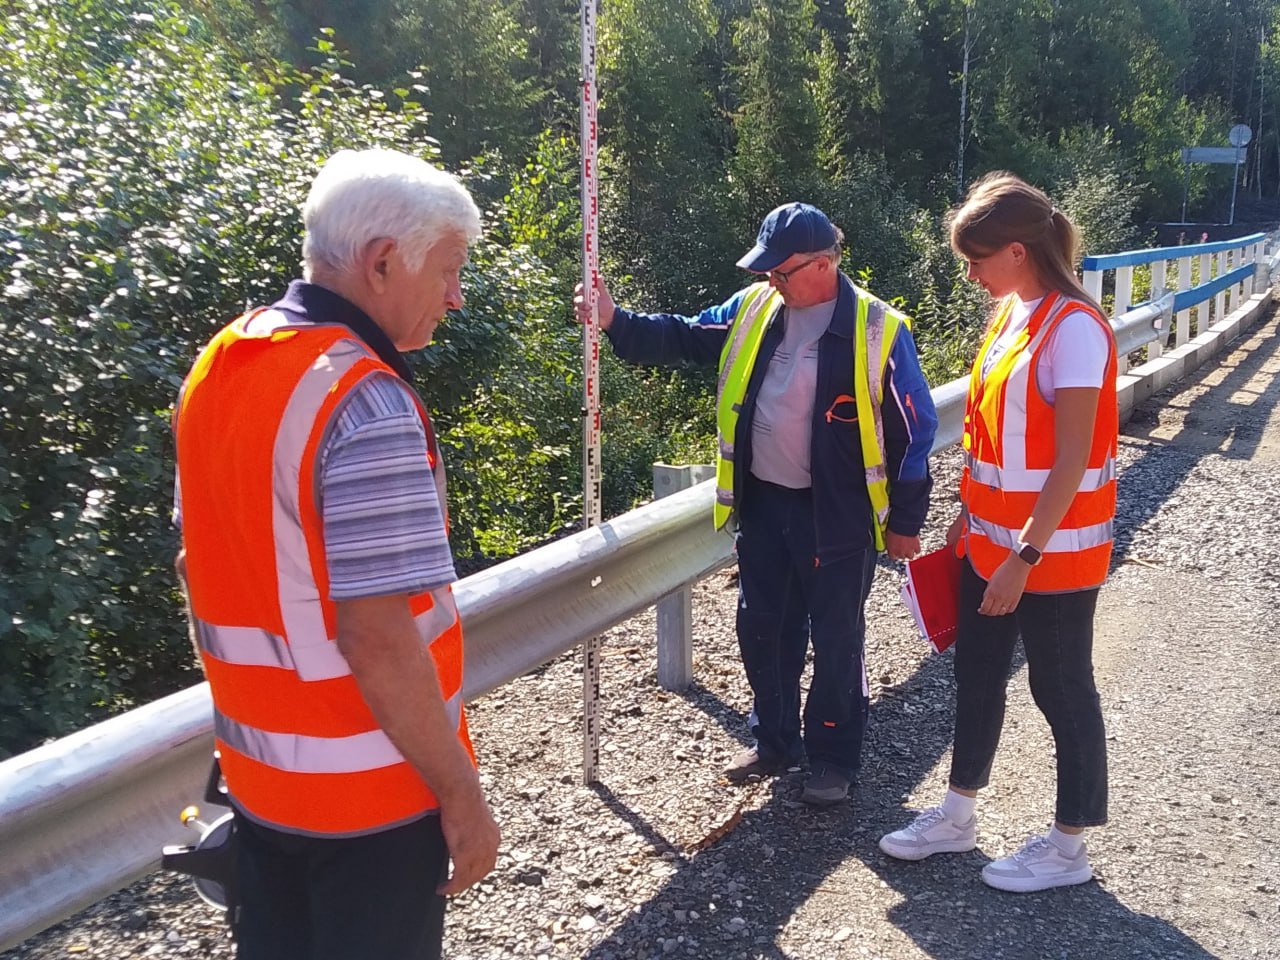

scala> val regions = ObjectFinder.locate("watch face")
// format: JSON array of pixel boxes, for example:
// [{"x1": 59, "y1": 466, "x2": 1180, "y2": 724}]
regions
[{"x1": 1019, "y1": 543, "x2": 1042, "y2": 565}]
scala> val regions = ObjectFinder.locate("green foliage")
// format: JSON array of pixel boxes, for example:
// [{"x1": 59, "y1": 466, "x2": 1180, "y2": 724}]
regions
[
  {"x1": 0, "y1": 0, "x2": 555, "y2": 754},
  {"x1": 730, "y1": 0, "x2": 821, "y2": 202}
]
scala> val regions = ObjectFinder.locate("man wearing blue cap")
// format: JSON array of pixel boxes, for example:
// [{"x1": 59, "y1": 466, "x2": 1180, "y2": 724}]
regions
[{"x1": 574, "y1": 202, "x2": 938, "y2": 805}]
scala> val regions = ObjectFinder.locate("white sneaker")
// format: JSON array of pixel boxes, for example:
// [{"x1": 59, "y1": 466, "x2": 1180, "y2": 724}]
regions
[
  {"x1": 879, "y1": 805, "x2": 977, "y2": 861},
  {"x1": 980, "y1": 834, "x2": 1092, "y2": 893}
]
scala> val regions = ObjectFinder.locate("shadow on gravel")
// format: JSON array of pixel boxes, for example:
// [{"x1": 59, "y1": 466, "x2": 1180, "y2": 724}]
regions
[
  {"x1": 1112, "y1": 316, "x2": 1280, "y2": 567},
  {"x1": 580, "y1": 648, "x2": 1218, "y2": 959},
  {"x1": 590, "y1": 782, "x2": 684, "y2": 860},
  {"x1": 677, "y1": 681, "x2": 752, "y2": 747}
]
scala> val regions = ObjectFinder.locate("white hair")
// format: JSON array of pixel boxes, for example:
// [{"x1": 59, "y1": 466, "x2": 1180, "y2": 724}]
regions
[{"x1": 302, "y1": 148, "x2": 482, "y2": 279}]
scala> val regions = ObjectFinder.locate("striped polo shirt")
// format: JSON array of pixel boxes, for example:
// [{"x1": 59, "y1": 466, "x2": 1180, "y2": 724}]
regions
[{"x1": 320, "y1": 371, "x2": 456, "y2": 599}]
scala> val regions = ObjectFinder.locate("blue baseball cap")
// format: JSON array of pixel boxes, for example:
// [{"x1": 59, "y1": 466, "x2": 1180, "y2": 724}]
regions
[{"x1": 736, "y1": 202, "x2": 839, "y2": 272}]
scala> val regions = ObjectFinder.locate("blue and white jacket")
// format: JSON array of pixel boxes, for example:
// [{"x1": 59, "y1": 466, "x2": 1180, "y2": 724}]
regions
[{"x1": 605, "y1": 272, "x2": 938, "y2": 563}]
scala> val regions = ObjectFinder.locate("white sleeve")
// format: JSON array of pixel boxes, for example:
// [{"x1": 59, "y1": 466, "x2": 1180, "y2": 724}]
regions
[{"x1": 1043, "y1": 310, "x2": 1112, "y2": 391}]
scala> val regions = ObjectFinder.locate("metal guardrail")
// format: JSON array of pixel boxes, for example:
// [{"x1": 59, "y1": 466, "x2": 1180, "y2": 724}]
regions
[
  {"x1": 1114, "y1": 292, "x2": 1176, "y2": 357},
  {"x1": 1, "y1": 256, "x2": 1276, "y2": 952}
]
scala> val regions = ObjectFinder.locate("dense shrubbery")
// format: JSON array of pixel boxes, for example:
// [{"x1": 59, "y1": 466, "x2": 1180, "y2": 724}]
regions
[
  {"x1": 0, "y1": 0, "x2": 590, "y2": 753},
  {"x1": 5, "y1": 0, "x2": 1275, "y2": 753}
]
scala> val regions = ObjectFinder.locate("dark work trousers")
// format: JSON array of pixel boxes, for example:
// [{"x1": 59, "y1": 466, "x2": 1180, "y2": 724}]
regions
[
  {"x1": 233, "y1": 809, "x2": 449, "y2": 960},
  {"x1": 949, "y1": 558, "x2": 1109, "y2": 826},
  {"x1": 735, "y1": 475, "x2": 878, "y2": 780}
]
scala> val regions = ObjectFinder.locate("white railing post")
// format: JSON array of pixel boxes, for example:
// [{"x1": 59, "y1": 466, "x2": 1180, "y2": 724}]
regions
[
  {"x1": 1224, "y1": 250, "x2": 1234, "y2": 313},
  {"x1": 1114, "y1": 265, "x2": 1134, "y2": 315},
  {"x1": 1177, "y1": 255, "x2": 1192, "y2": 346},
  {"x1": 652, "y1": 463, "x2": 716, "y2": 691},
  {"x1": 1148, "y1": 259, "x2": 1166, "y2": 359},
  {"x1": 1197, "y1": 253, "x2": 1210, "y2": 333},
  {"x1": 1213, "y1": 252, "x2": 1227, "y2": 323},
  {"x1": 1113, "y1": 266, "x2": 1133, "y2": 374},
  {"x1": 1082, "y1": 268, "x2": 1103, "y2": 305}
]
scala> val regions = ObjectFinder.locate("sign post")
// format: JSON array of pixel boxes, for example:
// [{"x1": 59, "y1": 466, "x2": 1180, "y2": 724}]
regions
[
  {"x1": 1228, "y1": 124, "x2": 1253, "y2": 226},
  {"x1": 579, "y1": 0, "x2": 603, "y2": 785}
]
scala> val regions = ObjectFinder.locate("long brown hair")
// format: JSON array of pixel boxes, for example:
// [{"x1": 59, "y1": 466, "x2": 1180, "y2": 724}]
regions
[{"x1": 949, "y1": 171, "x2": 1104, "y2": 317}]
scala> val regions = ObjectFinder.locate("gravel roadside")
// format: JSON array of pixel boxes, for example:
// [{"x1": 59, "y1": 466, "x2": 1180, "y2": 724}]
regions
[{"x1": 8, "y1": 313, "x2": 1280, "y2": 960}]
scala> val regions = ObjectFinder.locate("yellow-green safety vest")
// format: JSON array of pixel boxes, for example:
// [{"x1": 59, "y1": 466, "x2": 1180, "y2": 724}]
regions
[{"x1": 712, "y1": 281, "x2": 907, "y2": 551}]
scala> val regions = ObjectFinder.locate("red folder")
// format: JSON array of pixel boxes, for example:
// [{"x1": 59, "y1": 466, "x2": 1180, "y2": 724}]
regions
[{"x1": 900, "y1": 546, "x2": 963, "y2": 653}]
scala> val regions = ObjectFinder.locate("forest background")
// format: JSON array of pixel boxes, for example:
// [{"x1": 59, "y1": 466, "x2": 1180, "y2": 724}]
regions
[{"x1": 2, "y1": 0, "x2": 1276, "y2": 756}]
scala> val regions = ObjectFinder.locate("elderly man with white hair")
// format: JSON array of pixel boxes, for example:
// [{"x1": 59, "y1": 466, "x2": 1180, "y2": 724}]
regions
[{"x1": 172, "y1": 148, "x2": 499, "y2": 960}]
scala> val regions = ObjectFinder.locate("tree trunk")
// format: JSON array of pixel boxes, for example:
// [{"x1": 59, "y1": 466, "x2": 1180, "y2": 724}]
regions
[{"x1": 957, "y1": 4, "x2": 972, "y2": 200}]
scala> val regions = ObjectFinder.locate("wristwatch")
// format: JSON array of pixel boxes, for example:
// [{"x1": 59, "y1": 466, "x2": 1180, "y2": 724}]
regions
[{"x1": 1014, "y1": 541, "x2": 1043, "y2": 566}]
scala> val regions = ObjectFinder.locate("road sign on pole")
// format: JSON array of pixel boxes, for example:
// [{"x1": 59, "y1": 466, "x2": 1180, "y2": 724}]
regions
[
  {"x1": 1181, "y1": 146, "x2": 1244, "y2": 165},
  {"x1": 1179, "y1": 130, "x2": 1251, "y2": 224}
]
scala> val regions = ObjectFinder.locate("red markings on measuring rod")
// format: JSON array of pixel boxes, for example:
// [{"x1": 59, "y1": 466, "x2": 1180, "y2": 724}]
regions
[{"x1": 579, "y1": 0, "x2": 603, "y2": 786}]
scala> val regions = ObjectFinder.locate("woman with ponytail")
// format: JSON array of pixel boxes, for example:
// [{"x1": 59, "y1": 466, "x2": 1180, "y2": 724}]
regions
[{"x1": 879, "y1": 173, "x2": 1118, "y2": 893}]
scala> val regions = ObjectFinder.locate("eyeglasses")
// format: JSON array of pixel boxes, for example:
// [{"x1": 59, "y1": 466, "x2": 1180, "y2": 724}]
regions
[{"x1": 767, "y1": 256, "x2": 824, "y2": 284}]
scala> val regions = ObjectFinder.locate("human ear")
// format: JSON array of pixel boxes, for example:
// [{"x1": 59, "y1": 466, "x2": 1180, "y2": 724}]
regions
[
  {"x1": 363, "y1": 238, "x2": 397, "y2": 293},
  {"x1": 1008, "y1": 242, "x2": 1027, "y2": 266}
]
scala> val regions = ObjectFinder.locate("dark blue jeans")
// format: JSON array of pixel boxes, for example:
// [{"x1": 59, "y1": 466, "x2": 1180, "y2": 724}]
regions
[
  {"x1": 735, "y1": 476, "x2": 877, "y2": 780},
  {"x1": 950, "y1": 559, "x2": 1109, "y2": 826},
  {"x1": 234, "y1": 809, "x2": 448, "y2": 960}
]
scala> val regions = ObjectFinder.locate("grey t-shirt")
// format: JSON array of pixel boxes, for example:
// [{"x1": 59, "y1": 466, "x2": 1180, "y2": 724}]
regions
[{"x1": 749, "y1": 298, "x2": 836, "y2": 489}]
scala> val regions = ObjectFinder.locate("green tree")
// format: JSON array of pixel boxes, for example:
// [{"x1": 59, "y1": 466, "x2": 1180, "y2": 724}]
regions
[
  {"x1": 730, "y1": 0, "x2": 821, "y2": 203},
  {"x1": 814, "y1": 30, "x2": 856, "y2": 176}
]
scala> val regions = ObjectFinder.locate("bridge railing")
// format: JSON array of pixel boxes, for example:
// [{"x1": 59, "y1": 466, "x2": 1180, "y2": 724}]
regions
[
  {"x1": 1081, "y1": 232, "x2": 1268, "y2": 373},
  {"x1": 2, "y1": 235, "x2": 1278, "y2": 953}
]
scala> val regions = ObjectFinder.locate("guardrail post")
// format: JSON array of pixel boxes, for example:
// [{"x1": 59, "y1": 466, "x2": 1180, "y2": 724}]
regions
[
  {"x1": 653, "y1": 463, "x2": 716, "y2": 691},
  {"x1": 1255, "y1": 241, "x2": 1271, "y2": 288}
]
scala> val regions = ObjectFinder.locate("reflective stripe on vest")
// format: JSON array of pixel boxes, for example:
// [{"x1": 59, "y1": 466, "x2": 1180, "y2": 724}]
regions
[
  {"x1": 713, "y1": 284, "x2": 782, "y2": 529},
  {"x1": 961, "y1": 294, "x2": 1119, "y2": 592},
  {"x1": 175, "y1": 313, "x2": 474, "y2": 837},
  {"x1": 712, "y1": 282, "x2": 903, "y2": 551},
  {"x1": 963, "y1": 451, "x2": 1117, "y2": 493},
  {"x1": 196, "y1": 592, "x2": 458, "y2": 677},
  {"x1": 851, "y1": 290, "x2": 906, "y2": 551},
  {"x1": 214, "y1": 691, "x2": 463, "y2": 774}
]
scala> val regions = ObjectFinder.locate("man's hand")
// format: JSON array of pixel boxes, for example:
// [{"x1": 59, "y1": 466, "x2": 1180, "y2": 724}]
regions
[
  {"x1": 437, "y1": 784, "x2": 501, "y2": 895},
  {"x1": 573, "y1": 277, "x2": 615, "y2": 330},
  {"x1": 884, "y1": 531, "x2": 921, "y2": 562},
  {"x1": 336, "y1": 594, "x2": 500, "y2": 894}
]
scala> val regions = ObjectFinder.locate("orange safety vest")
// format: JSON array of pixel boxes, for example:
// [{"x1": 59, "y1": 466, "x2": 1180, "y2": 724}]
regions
[
  {"x1": 960, "y1": 294, "x2": 1119, "y2": 593},
  {"x1": 174, "y1": 309, "x2": 474, "y2": 837}
]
